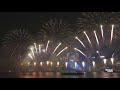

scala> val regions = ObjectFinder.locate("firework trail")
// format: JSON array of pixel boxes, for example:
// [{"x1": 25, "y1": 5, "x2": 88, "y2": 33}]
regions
[
  {"x1": 75, "y1": 37, "x2": 86, "y2": 48},
  {"x1": 53, "y1": 43, "x2": 61, "y2": 54},
  {"x1": 74, "y1": 48, "x2": 87, "y2": 58},
  {"x1": 56, "y1": 47, "x2": 68, "y2": 57}
]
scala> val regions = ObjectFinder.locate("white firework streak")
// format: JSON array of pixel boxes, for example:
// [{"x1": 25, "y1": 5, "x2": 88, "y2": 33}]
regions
[
  {"x1": 82, "y1": 61, "x2": 85, "y2": 67},
  {"x1": 100, "y1": 25, "x2": 104, "y2": 39},
  {"x1": 112, "y1": 53, "x2": 114, "y2": 58},
  {"x1": 30, "y1": 48, "x2": 35, "y2": 57},
  {"x1": 34, "y1": 43, "x2": 37, "y2": 53},
  {"x1": 53, "y1": 43, "x2": 61, "y2": 54},
  {"x1": 75, "y1": 62, "x2": 77, "y2": 68},
  {"x1": 103, "y1": 59, "x2": 107, "y2": 65},
  {"x1": 74, "y1": 48, "x2": 87, "y2": 58},
  {"x1": 75, "y1": 37, "x2": 86, "y2": 48},
  {"x1": 28, "y1": 53, "x2": 33, "y2": 60},
  {"x1": 83, "y1": 31, "x2": 92, "y2": 47},
  {"x1": 111, "y1": 58, "x2": 114, "y2": 65},
  {"x1": 92, "y1": 61, "x2": 95, "y2": 67},
  {"x1": 39, "y1": 45, "x2": 42, "y2": 53},
  {"x1": 57, "y1": 62, "x2": 60, "y2": 66},
  {"x1": 94, "y1": 31, "x2": 99, "y2": 45},
  {"x1": 46, "y1": 40, "x2": 50, "y2": 52},
  {"x1": 56, "y1": 47, "x2": 68, "y2": 57},
  {"x1": 65, "y1": 62, "x2": 68, "y2": 68},
  {"x1": 110, "y1": 25, "x2": 114, "y2": 43},
  {"x1": 40, "y1": 62, "x2": 43, "y2": 66}
]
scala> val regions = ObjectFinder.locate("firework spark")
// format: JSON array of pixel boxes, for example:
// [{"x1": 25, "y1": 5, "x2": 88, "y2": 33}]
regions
[
  {"x1": 28, "y1": 53, "x2": 33, "y2": 60},
  {"x1": 38, "y1": 19, "x2": 73, "y2": 45},
  {"x1": 83, "y1": 31, "x2": 92, "y2": 47},
  {"x1": 77, "y1": 12, "x2": 120, "y2": 31},
  {"x1": 110, "y1": 25, "x2": 114, "y2": 43},
  {"x1": 34, "y1": 43, "x2": 37, "y2": 53},
  {"x1": 94, "y1": 31, "x2": 99, "y2": 45},
  {"x1": 56, "y1": 47, "x2": 68, "y2": 57},
  {"x1": 100, "y1": 25, "x2": 104, "y2": 39},
  {"x1": 2, "y1": 29, "x2": 33, "y2": 60},
  {"x1": 53, "y1": 43, "x2": 61, "y2": 54},
  {"x1": 75, "y1": 37, "x2": 86, "y2": 48},
  {"x1": 46, "y1": 40, "x2": 50, "y2": 52},
  {"x1": 74, "y1": 48, "x2": 87, "y2": 58}
]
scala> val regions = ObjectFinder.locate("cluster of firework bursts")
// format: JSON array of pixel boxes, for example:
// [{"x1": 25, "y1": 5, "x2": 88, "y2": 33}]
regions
[{"x1": 2, "y1": 12, "x2": 120, "y2": 71}]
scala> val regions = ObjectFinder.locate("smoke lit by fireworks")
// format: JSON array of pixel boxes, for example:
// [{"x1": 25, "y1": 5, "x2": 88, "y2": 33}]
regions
[{"x1": 27, "y1": 41, "x2": 68, "y2": 62}]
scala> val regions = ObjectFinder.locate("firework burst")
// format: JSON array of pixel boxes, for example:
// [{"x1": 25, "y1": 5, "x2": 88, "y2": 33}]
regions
[
  {"x1": 74, "y1": 25, "x2": 120, "y2": 67},
  {"x1": 37, "y1": 19, "x2": 74, "y2": 46},
  {"x1": 77, "y1": 12, "x2": 120, "y2": 33},
  {"x1": 2, "y1": 29, "x2": 33, "y2": 60},
  {"x1": 27, "y1": 41, "x2": 68, "y2": 62}
]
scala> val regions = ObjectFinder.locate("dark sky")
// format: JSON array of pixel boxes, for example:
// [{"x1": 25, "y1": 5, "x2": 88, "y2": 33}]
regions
[
  {"x1": 0, "y1": 12, "x2": 81, "y2": 71},
  {"x1": 0, "y1": 12, "x2": 81, "y2": 35}
]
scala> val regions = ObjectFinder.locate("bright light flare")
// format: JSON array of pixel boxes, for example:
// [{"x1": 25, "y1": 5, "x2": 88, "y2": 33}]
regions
[
  {"x1": 103, "y1": 59, "x2": 107, "y2": 65},
  {"x1": 53, "y1": 43, "x2": 61, "y2": 54},
  {"x1": 50, "y1": 62, "x2": 53, "y2": 66},
  {"x1": 92, "y1": 61, "x2": 95, "y2": 67},
  {"x1": 74, "y1": 48, "x2": 87, "y2": 58},
  {"x1": 56, "y1": 47, "x2": 68, "y2": 57},
  {"x1": 111, "y1": 58, "x2": 114, "y2": 65},
  {"x1": 47, "y1": 61, "x2": 49, "y2": 66},
  {"x1": 34, "y1": 43, "x2": 37, "y2": 53},
  {"x1": 40, "y1": 62, "x2": 43, "y2": 66},
  {"x1": 96, "y1": 51, "x2": 99, "y2": 53},
  {"x1": 75, "y1": 62, "x2": 77, "y2": 68},
  {"x1": 100, "y1": 25, "x2": 104, "y2": 39},
  {"x1": 100, "y1": 56, "x2": 105, "y2": 59},
  {"x1": 65, "y1": 62, "x2": 68, "y2": 68},
  {"x1": 75, "y1": 37, "x2": 86, "y2": 48},
  {"x1": 34, "y1": 62, "x2": 36, "y2": 66},
  {"x1": 82, "y1": 61, "x2": 85, "y2": 68},
  {"x1": 42, "y1": 49, "x2": 46, "y2": 53},
  {"x1": 30, "y1": 48, "x2": 35, "y2": 57},
  {"x1": 57, "y1": 62, "x2": 59, "y2": 66}
]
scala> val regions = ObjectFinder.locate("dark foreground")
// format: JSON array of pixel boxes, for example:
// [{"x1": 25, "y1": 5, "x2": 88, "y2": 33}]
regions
[{"x1": 0, "y1": 71, "x2": 120, "y2": 78}]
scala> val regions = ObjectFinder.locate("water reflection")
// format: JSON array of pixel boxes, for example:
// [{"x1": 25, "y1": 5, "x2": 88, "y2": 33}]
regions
[{"x1": 18, "y1": 72, "x2": 120, "y2": 78}]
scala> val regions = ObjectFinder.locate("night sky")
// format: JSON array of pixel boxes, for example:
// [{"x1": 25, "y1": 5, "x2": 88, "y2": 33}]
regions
[
  {"x1": 0, "y1": 12, "x2": 81, "y2": 35},
  {"x1": 0, "y1": 12, "x2": 81, "y2": 71}
]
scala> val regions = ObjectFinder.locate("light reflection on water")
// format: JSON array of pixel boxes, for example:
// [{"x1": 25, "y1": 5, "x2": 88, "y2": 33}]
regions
[{"x1": 18, "y1": 71, "x2": 120, "y2": 78}]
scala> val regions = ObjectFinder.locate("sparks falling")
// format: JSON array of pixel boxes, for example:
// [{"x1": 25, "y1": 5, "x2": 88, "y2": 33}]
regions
[
  {"x1": 46, "y1": 40, "x2": 50, "y2": 52},
  {"x1": 100, "y1": 25, "x2": 104, "y2": 39},
  {"x1": 110, "y1": 25, "x2": 114, "y2": 43},
  {"x1": 94, "y1": 31, "x2": 99, "y2": 45},
  {"x1": 56, "y1": 47, "x2": 68, "y2": 57},
  {"x1": 74, "y1": 48, "x2": 87, "y2": 58},
  {"x1": 34, "y1": 43, "x2": 37, "y2": 53},
  {"x1": 83, "y1": 31, "x2": 92, "y2": 47},
  {"x1": 75, "y1": 37, "x2": 86, "y2": 48},
  {"x1": 28, "y1": 53, "x2": 33, "y2": 60},
  {"x1": 53, "y1": 43, "x2": 61, "y2": 54}
]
